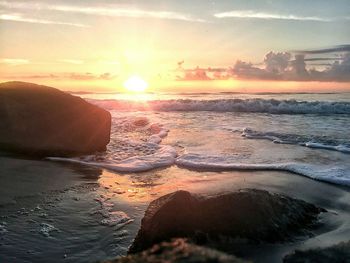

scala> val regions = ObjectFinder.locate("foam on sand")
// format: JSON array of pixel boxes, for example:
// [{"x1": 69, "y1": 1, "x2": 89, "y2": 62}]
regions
[
  {"x1": 0, "y1": 222, "x2": 7, "y2": 234},
  {"x1": 39, "y1": 223, "x2": 59, "y2": 237},
  {"x1": 48, "y1": 145, "x2": 177, "y2": 173},
  {"x1": 92, "y1": 193, "x2": 133, "y2": 228},
  {"x1": 100, "y1": 211, "x2": 133, "y2": 227}
]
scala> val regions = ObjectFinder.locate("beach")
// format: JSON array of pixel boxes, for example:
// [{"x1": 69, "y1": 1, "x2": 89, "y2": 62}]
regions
[
  {"x1": 1, "y1": 1, "x2": 350, "y2": 261},
  {"x1": 1, "y1": 156, "x2": 350, "y2": 262},
  {"x1": 1, "y1": 91, "x2": 350, "y2": 262}
]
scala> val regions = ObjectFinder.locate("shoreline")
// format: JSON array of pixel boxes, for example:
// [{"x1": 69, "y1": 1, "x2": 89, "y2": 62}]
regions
[{"x1": 1, "y1": 155, "x2": 350, "y2": 262}]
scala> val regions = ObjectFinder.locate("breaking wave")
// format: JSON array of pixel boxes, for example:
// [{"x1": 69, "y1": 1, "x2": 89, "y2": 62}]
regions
[
  {"x1": 48, "y1": 145, "x2": 177, "y2": 173},
  {"x1": 90, "y1": 98, "x2": 350, "y2": 114},
  {"x1": 241, "y1": 128, "x2": 350, "y2": 153},
  {"x1": 47, "y1": 105, "x2": 350, "y2": 187},
  {"x1": 48, "y1": 116, "x2": 177, "y2": 173}
]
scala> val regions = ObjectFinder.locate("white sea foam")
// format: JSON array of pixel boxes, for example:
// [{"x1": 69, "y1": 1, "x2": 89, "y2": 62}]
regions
[
  {"x1": 303, "y1": 142, "x2": 350, "y2": 153},
  {"x1": 47, "y1": 100, "x2": 349, "y2": 186},
  {"x1": 90, "y1": 98, "x2": 350, "y2": 114},
  {"x1": 48, "y1": 114, "x2": 176, "y2": 172},
  {"x1": 176, "y1": 153, "x2": 350, "y2": 186},
  {"x1": 100, "y1": 211, "x2": 133, "y2": 227},
  {"x1": 48, "y1": 145, "x2": 177, "y2": 173},
  {"x1": 39, "y1": 223, "x2": 59, "y2": 237},
  {"x1": 241, "y1": 128, "x2": 350, "y2": 153},
  {"x1": 147, "y1": 128, "x2": 169, "y2": 144},
  {"x1": 0, "y1": 222, "x2": 7, "y2": 234},
  {"x1": 93, "y1": 193, "x2": 133, "y2": 228}
]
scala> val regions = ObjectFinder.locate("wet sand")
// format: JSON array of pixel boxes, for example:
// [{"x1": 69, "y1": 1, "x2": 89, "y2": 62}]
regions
[{"x1": 1, "y1": 156, "x2": 350, "y2": 262}]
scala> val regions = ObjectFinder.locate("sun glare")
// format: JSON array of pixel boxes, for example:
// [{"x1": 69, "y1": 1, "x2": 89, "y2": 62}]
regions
[{"x1": 123, "y1": 75, "x2": 148, "y2": 92}]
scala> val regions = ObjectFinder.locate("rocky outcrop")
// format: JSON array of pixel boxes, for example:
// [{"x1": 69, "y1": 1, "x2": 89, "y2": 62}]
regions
[
  {"x1": 0, "y1": 81, "x2": 111, "y2": 156},
  {"x1": 106, "y1": 238, "x2": 248, "y2": 263},
  {"x1": 130, "y1": 189, "x2": 326, "y2": 253},
  {"x1": 284, "y1": 240, "x2": 350, "y2": 263}
]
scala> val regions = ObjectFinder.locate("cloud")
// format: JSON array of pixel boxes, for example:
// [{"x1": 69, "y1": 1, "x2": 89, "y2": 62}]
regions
[
  {"x1": 0, "y1": 1, "x2": 204, "y2": 22},
  {"x1": 177, "y1": 45, "x2": 350, "y2": 82},
  {"x1": 176, "y1": 66, "x2": 230, "y2": 81},
  {"x1": 264, "y1": 52, "x2": 291, "y2": 74},
  {"x1": 99, "y1": 73, "x2": 114, "y2": 80},
  {"x1": 68, "y1": 72, "x2": 116, "y2": 81},
  {"x1": 295, "y1": 45, "x2": 350, "y2": 54},
  {"x1": 231, "y1": 50, "x2": 350, "y2": 82},
  {"x1": 214, "y1": 10, "x2": 334, "y2": 22},
  {"x1": 231, "y1": 60, "x2": 268, "y2": 79},
  {"x1": 0, "y1": 13, "x2": 88, "y2": 27},
  {"x1": 307, "y1": 63, "x2": 333, "y2": 67},
  {"x1": 3, "y1": 72, "x2": 117, "y2": 81},
  {"x1": 207, "y1": 67, "x2": 227, "y2": 73},
  {"x1": 324, "y1": 52, "x2": 350, "y2": 81},
  {"x1": 14, "y1": 74, "x2": 60, "y2": 79},
  {"x1": 231, "y1": 53, "x2": 307, "y2": 81},
  {"x1": 177, "y1": 67, "x2": 212, "y2": 81},
  {"x1": 289, "y1": 54, "x2": 308, "y2": 79},
  {"x1": 302, "y1": 57, "x2": 343, "y2": 62},
  {"x1": 0, "y1": 58, "x2": 29, "y2": 65}
]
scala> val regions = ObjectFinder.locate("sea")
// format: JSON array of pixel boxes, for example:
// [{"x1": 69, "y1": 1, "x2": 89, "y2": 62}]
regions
[
  {"x1": 56, "y1": 91, "x2": 350, "y2": 186},
  {"x1": 1, "y1": 90, "x2": 350, "y2": 263}
]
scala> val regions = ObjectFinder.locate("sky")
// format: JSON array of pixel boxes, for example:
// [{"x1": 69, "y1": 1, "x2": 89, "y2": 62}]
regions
[{"x1": 0, "y1": 0, "x2": 350, "y2": 92}]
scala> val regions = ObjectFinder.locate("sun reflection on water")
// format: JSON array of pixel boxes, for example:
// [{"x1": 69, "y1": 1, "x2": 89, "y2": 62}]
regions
[{"x1": 97, "y1": 167, "x2": 240, "y2": 205}]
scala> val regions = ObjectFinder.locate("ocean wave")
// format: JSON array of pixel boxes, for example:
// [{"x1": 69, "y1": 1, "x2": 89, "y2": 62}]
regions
[
  {"x1": 241, "y1": 128, "x2": 350, "y2": 153},
  {"x1": 90, "y1": 98, "x2": 350, "y2": 114},
  {"x1": 176, "y1": 153, "x2": 350, "y2": 186},
  {"x1": 48, "y1": 145, "x2": 177, "y2": 173},
  {"x1": 48, "y1": 114, "x2": 178, "y2": 172},
  {"x1": 48, "y1": 148, "x2": 350, "y2": 186}
]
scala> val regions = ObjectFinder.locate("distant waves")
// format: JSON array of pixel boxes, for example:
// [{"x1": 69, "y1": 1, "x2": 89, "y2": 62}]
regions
[{"x1": 89, "y1": 98, "x2": 350, "y2": 114}]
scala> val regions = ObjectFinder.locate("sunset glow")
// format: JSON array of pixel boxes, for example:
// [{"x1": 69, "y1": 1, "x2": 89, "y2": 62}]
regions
[
  {"x1": 0, "y1": 1, "x2": 349, "y2": 92},
  {"x1": 123, "y1": 75, "x2": 149, "y2": 92},
  {"x1": 1, "y1": 1, "x2": 350, "y2": 262}
]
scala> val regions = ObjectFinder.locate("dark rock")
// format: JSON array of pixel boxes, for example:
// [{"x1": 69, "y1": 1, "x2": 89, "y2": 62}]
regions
[
  {"x1": 106, "y1": 238, "x2": 248, "y2": 263},
  {"x1": 0, "y1": 81, "x2": 111, "y2": 156},
  {"x1": 283, "y1": 240, "x2": 350, "y2": 263},
  {"x1": 130, "y1": 189, "x2": 326, "y2": 253}
]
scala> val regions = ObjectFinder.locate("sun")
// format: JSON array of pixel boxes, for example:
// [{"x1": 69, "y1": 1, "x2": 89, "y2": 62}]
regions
[{"x1": 123, "y1": 75, "x2": 149, "y2": 92}]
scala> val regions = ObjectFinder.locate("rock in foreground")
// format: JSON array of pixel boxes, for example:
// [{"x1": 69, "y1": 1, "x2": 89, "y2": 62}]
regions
[
  {"x1": 106, "y1": 238, "x2": 248, "y2": 263},
  {"x1": 130, "y1": 189, "x2": 325, "y2": 253},
  {"x1": 284, "y1": 240, "x2": 350, "y2": 263},
  {"x1": 0, "y1": 81, "x2": 111, "y2": 156}
]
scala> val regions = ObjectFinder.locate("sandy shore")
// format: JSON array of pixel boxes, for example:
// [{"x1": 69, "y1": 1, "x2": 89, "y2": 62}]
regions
[{"x1": 1, "y1": 156, "x2": 349, "y2": 262}]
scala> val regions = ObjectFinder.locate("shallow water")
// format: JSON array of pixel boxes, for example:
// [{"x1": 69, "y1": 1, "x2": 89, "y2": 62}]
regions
[
  {"x1": 0, "y1": 158, "x2": 144, "y2": 263},
  {"x1": 52, "y1": 101, "x2": 350, "y2": 185}
]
